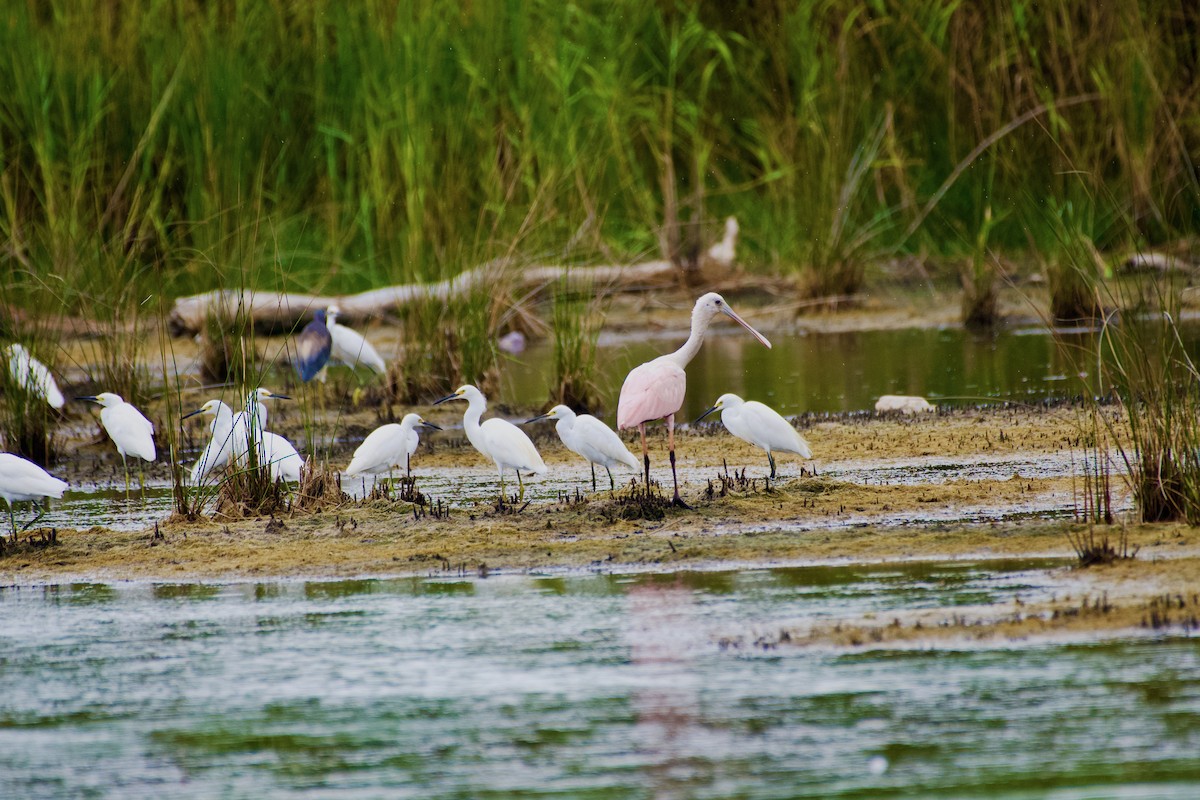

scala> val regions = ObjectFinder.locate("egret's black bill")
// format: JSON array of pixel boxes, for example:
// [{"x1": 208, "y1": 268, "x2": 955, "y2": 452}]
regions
[
  {"x1": 433, "y1": 394, "x2": 458, "y2": 405},
  {"x1": 420, "y1": 421, "x2": 442, "y2": 431},
  {"x1": 523, "y1": 414, "x2": 551, "y2": 425},
  {"x1": 181, "y1": 408, "x2": 204, "y2": 420},
  {"x1": 693, "y1": 405, "x2": 719, "y2": 425}
]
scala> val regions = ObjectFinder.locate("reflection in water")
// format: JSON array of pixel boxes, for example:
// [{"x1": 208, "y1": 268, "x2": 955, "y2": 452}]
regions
[
  {"x1": 1, "y1": 566, "x2": 1199, "y2": 797},
  {"x1": 501, "y1": 325, "x2": 1108, "y2": 417}
]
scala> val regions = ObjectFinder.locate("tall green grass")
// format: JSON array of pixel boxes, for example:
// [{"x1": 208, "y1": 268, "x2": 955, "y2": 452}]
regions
[{"x1": 1, "y1": 1, "x2": 1197, "y2": 309}]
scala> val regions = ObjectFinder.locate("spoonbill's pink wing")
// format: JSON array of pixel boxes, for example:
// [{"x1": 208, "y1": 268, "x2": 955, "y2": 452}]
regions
[{"x1": 617, "y1": 359, "x2": 686, "y2": 430}]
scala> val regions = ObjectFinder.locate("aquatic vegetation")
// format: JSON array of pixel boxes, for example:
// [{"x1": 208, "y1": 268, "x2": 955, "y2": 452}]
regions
[
  {"x1": 0, "y1": 2, "x2": 1195, "y2": 306},
  {"x1": 549, "y1": 275, "x2": 605, "y2": 411}
]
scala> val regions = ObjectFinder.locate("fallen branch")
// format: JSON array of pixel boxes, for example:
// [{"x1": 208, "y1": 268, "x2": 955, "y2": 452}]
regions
[{"x1": 167, "y1": 259, "x2": 685, "y2": 336}]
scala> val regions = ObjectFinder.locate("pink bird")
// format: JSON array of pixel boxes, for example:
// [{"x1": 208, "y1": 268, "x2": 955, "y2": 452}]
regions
[{"x1": 617, "y1": 292, "x2": 771, "y2": 506}]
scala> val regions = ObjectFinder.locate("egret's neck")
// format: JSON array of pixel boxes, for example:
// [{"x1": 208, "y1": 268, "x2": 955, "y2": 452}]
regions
[
  {"x1": 462, "y1": 395, "x2": 486, "y2": 438},
  {"x1": 667, "y1": 313, "x2": 712, "y2": 368},
  {"x1": 554, "y1": 417, "x2": 574, "y2": 439},
  {"x1": 212, "y1": 407, "x2": 234, "y2": 437}
]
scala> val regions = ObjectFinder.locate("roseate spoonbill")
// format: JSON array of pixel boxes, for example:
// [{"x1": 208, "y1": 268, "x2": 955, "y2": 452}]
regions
[
  {"x1": 434, "y1": 385, "x2": 546, "y2": 501},
  {"x1": 183, "y1": 399, "x2": 236, "y2": 484},
  {"x1": 326, "y1": 305, "x2": 387, "y2": 375},
  {"x1": 79, "y1": 392, "x2": 156, "y2": 492},
  {"x1": 0, "y1": 452, "x2": 68, "y2": 534},
  {"x1": 525, "y1": 405, "x2": 638, "y2": 491},
  {"x1": 293, "y1": 309, "x2": 332, "y2": 382},
  {"x1": 345, "y1": 413, "x2": 441, "y2": 480},
  {"x1": 6, "y1": 344, "x2": 65, "y2": 409},
  {"x1": 617, "y1": 292, "x2": 771, "y2": 506},
  {"x1": 695, "y1": 393, "x2": 811, "y2": 479}
]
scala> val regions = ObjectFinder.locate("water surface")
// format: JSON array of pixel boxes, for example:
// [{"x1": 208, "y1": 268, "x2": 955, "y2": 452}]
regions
[{"x1": 2, "y1": 563, "x2": 1198, "y2": 798}]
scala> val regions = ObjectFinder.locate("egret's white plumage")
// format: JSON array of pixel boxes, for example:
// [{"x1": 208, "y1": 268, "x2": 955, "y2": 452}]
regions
[
  {"x1": 345, "y1": 413, "x2": 438, "y2": 478},
  {"x1": 434, "y1": 384, "x2": 546, "y2": 500},
  {"x1": 705, "y1": 216, "x2": 740, "y2": 268},
  {"x1": 0, "y1": 452, "x2": 68, "y2": 533},
  {"x1": 257, "y1": 431, "x2": 304, "y2": 483},
  {"x1": 697, "y1": 393, "x2": 811, "y2": 479},
  {"x1": 616, "y1": 292, "x2": 771, "y2": 505},
  {"x1": 526, "y1": 405, "x2": 638, "y2": 491},
  {"x1": 230, "y1": 388, "x2": 289, "y2": 464},
  {"x1": 184, "y1": 399, "x2": 236, "y2": 484},
  {"x1": 6, "y1": 344, "x2": 65, "y2": 409},
  {"x1": 326, "y1": 305, "x2": 387, "y2": 375},
  {"x1": 80, "y1": 392, "x2": 155, "y2": 493}
]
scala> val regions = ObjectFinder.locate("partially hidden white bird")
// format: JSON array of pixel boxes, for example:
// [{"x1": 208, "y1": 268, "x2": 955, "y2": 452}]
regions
[
  {"x1": 79, "y1": 392, "x2": 156, "y2": 492},
  {"x1": 706, "y1": 216, "x2": 740, "y2": 269},
  {"x1": 326, "y1": 305, "x2": 387, "y2": 376},
  {"x1": 230, "y1": 387, "x2": 290, "y2": 465},
  {"x1": 0, "y1": 452, "x2": 68, "y2": 534},
  {"x1": 696, "y1": 393, "x2": 812, "y2": 479},
  {"x1": 434, "y1": 384, "x2": 546, "y2": 501},
  {"x1": 6, "y1": 344, "x2": 65, "y2": 409},
  {"x1": 617, "y1": 292, "x2": 771, "y2": 506},
  {"x1": 183, "y1": 399, "x2": 236, "y2": 484},
  {"x1": 344, "y1": 413, "x2": 441, "y2": 480},
  {"x1": 257, "y1": 431, "x2": 304, "y2": 483},
  {"x1": 525, "y1": 405, "x2": 638, "y2": 492}
]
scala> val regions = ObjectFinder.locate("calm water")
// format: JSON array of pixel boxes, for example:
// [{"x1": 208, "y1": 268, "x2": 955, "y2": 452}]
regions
[
  {"x1": 500, "y1": 325, "x2": 1097, "y2": 420},
  {"x1": 2, "y1": 563, "x2": 1199, "y2": 798}
]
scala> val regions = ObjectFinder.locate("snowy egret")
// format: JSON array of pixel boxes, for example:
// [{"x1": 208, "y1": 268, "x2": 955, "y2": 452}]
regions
[
  {"x1": 326, "y1": 305, "x2": 387, "y2": 375},
  {"x1": 525, "y1": 405, "x2": 638, "y2": 491},
  {"x1": 617, "y1": 292, "x2": 771, "y2": 506},
  {"x1": 78, "y1": 392, "x2": 156, "y2": 492},
  {"x1": 257, "y1": 431, "x2": 304, "y2": 483},
  {"x1": 0, "y1": 452, "x2": 68, "y2": 534},
  {"x1": 230, "y1": 388, "x2": 290, "y2": 464},
  {"x1": 182, "y1": 399, "x2": 235, "y2": 484},
  {"x1": 434, "y1": 385, "x2": 546, "y2": 501},
  {"x1": 344, "y1": 413, "x2": 441, "y2": 480},
  {"x1": 293, "y1": 309, "x2": 332, "y2": 382},
  {"x1": 6, "y1": 344, "x2": 65, "y2": 409},
  {"x1": 695, "y1": 393, "x2": 812, "y2": 479},
  {"x1": 706, "y1": 216, "x2": 740, "y2": 269}
]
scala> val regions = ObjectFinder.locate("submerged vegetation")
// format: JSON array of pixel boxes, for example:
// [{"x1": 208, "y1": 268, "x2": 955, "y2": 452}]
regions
[{"x1": 0, "y1": 1, "x2": 1196, "y2": 309}]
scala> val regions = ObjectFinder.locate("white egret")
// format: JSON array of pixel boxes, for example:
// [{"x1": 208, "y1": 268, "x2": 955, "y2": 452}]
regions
[
  {"x1": 230, "y1": 388, "x2": 290, "y2": 465},
  {"x1": 0, "y1": 452, "x2": 68, "y2": 534},
  {"x1": 344, "y1": 413, "x2": 441, "y2": 480},
  {"x1": 696, "y1": 393, "x2": 812, "y2": 479},
  {"x1": 182, "y1": 399, "x2": 236, "y2": 484},
  {"x1": 257, "y1": 431, "x2": 304, "y2": 483},
  {"x1": 525, "y1": 405, "x2": 638, "y2": 491},
  {"x1": 617, "y1": 292, "x2": 771, "y2": 506},
  {"x1": 434, "y1": 385, "x2": 546, "y2": 501},
  {"x1": 326, "y1": 305, "x2": 387, "y2": 376},
  {"x1": 79, "y1": 392, "x2": 156, "y2": 492},
  {"x1": 6, "y1": 344, "x2": 65, "y2": 409}
]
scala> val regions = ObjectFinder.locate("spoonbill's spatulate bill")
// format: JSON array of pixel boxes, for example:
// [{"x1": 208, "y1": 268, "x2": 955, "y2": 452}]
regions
[
  {"x1": 617, "y1": 292, "x2": 771, "y2": 506},
  {"x1": 0, "y1": 452, "x2": 68, "y2": 534},
  {"x1": 525, "y1": 405, "x2": 637, "y2": 491},
  {"x1": 696, "y1": 393, "x2": 812, "y2": 479},
  {"x1": 434, "y1": 385, "x2": 546, "y2": 501}
]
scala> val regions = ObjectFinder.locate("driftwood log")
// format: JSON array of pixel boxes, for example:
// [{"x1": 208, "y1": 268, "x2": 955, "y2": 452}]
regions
[{"x1": 167, "y1": 259, "x2": 690, "y2": 336}]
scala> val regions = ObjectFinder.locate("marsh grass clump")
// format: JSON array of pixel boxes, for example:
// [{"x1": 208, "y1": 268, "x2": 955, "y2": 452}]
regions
[
  {"x1": 291, "y1": 459, "x2": 349, "y2": 513},
  {"x1": 213, "y1": 464, "x2": 287, "y2": 520},
  {"x1": 607, "y1": 482, "x2": 671, "y2": 522},
  {"x1": 1065, "y1": 525, "x2": 1136, "y2": 567},
  {"x1": 960, "y1": 207, "x2": 1004, "y2": 329}
]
